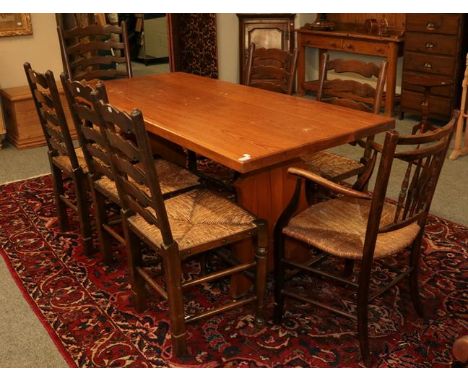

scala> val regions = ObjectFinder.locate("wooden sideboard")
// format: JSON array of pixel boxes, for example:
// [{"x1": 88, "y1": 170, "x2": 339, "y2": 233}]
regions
[{"x1": 296, "y1": 27, "x2": 404, "y2": 116}]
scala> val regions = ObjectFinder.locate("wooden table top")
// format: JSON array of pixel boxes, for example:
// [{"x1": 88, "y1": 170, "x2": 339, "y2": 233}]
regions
[{"x1": 105, "y1": 72, "x2": 395, "y2": 173}]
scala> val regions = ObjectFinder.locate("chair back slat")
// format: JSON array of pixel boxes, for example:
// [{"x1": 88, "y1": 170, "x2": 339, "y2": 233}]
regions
[
  {"x1": 61, "y1": 23, "x2": 126, "y2": 38},
  {"x1": 108, "y1": 145, "x2": 147, "y2": 186},
  {"x1": 70, "y1": 56, "x2": 128, "y2": 72},
  {"x1": 328, "y1": 58, "x2": 382, "y2": 78},
  {"x1": 117, "y1": 174, "x2": 154, "y2": 210},
  {"x1": 92, "y1": 156, "x2": 115, "y2": 180},
  {"x1": 250, "y1": 65, "x2": 289, "y2": 82},
  {"x1": 80, "y1": 122, "x2": 108, "y2": 147},
  {"x1": 324, "y1": 93, "x2": 373, "y2": 113},
  {"x1": 58, "y1": 21, "x2": 132, "y2": 81},
  {"x1": 317, "y1": 53, "x2": 387, "y2": 114},
  {"x1": 73, "y1": 103, "x2": 103, "y2": 125},
  {"x1": 106, "y1": 129, "x2": 140, "y2": 162},
  {"x1": 245, "y1": 43, "x2": 298, "y2": 95},
  {"x1": 72, "y1": 69, "x2": 130, "y2": 82},
  {"x1": 125, "y1": 193, "x2": 161, "y2": 227},
  {"x1": 24, "y1": 63, "x2": 79, "y2": 168},
  {"x1": 48, "y1": 135, "x2": 68, "y2": 155},
  {"x1": 373, "y1": 113, "x2": 459, "y2": 236},
  {"x1": 61, "y1": 75, "x2": 111, "y2": 180},
  {"x1": 40, "y1": 107, "x2": 62, "y2": 129},
  {"x1": 33, "y1": 88, "x2": 55, "y2": 109},
  {"x1": 28, "y1": 68, "x2": 49, "y2": 88},
  {"x1": 94, "y1": 101, "x2": 174, "y2": 246},
  {"x1": 65, "y1": 40, "x2": 127, "y2": 56}
]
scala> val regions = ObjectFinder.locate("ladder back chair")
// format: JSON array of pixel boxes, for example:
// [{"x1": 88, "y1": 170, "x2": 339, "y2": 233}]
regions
[
  {"x1": 245, "y1": 43, "x2": 298, "y2": 95},
  {"x1": 57, "y1": 21, "x2": 132, "y2": 81},
  {"x1": 23, "y1": 63, "x2": 93, "y2": 256},
  {"x1": 302, "y1": 53, "x2": 388, "y2": 191},
  {"x1": 61, "y1": 76, "x2": 200, "y2": 263},
  {"x1": 274, "y1": 112, "x2": 459, "y2": 366},
  {"x1": 93, "y1": 100, "x2": 269, "y2": 357}
]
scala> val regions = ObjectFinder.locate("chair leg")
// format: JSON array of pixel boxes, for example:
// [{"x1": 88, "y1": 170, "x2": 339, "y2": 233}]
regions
[
  {"x1": 163, "y1": 247, "x2": 187, "y2": 357},
  {"x1": 74, "y1": 171, "x2": 93, "y2": 256},
  {"x1": 409, "y1": 231, "x2": 425, "y2": 318},
  {"x1": 357, "y1": 257, "x2": 372, "y2": 367},
  {"x1": 273, "y1": 232, "x2": 286, "y2": 325},
  {"x1": 124, "y1": 221, "x2": 147, "y2": 312},
  {"x1": 92, "y1": 188, "x2": 113, "y2": 264},
  {"x1": 50, "y1": 163, "x2": 68, "y2": 231},
  {"x1": 254, "y1": 219, "x2": 268, "y2": 326},
  {"x1": 343, "y1": 259, "x2": 354, "y2": 277},
  {"x1": 305, "y1": 180, "x2": 319, "y2": 205}
]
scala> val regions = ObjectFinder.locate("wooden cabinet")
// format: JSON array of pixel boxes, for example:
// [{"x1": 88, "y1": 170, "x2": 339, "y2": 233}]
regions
[
  {"x1": 0, "y1": 85, "x2": 77, "y2": 149},
  {"x1": 237, "y1": 14, "x2": 295, "y2": 84},
  {"x1": 401, "y1": 14, "x2": 468, "y2": 120}
]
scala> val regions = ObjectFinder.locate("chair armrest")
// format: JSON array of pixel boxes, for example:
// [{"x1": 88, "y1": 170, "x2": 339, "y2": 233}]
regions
[{"x1": 288, "y1": 167, "x2": 372, "y2": 200}]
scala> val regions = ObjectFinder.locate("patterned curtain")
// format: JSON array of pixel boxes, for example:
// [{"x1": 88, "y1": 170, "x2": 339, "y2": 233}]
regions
[{"x1": 170, "y1": 14, "x2": 218, "y2": 79}]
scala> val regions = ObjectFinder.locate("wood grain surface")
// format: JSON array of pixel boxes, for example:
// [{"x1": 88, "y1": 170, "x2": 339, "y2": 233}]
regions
[{"x1": 105, "y1": 72, "x2": 394, "y2": 173}]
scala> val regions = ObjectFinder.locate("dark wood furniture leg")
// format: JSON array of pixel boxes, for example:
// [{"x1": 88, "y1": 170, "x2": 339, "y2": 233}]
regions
[{"x1": 231, "y1": 160, "x2": 307, "y2": 297}]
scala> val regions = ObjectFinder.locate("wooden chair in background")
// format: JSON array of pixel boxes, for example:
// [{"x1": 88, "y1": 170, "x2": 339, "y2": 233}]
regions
[
  {"x1": 61, "y1": 77, "x2": 200, "y2": 263},
  {"x1": 93, "y1": 100, "x2": 268, "y2": 357},
  {"x1": 57, "y1": 21, "x2": 132, "y2": 81},
  {"x1": 245, "y1": 42, "x2": 299, "y2": 95},
  {"x1": 302, "y1": 53, "x2": 388, "y2": 191},
  {"x1": 23, "y1": 63, "x2": 93, "y2": 256},
  {"x1": 273, "y1": 112, "x2": 459, "y2": 366}
]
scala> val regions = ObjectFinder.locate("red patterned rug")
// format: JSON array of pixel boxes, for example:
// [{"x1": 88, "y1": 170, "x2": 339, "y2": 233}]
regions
[{"x1": 0, "y1": 175, "x2": 466, "y2": 367}]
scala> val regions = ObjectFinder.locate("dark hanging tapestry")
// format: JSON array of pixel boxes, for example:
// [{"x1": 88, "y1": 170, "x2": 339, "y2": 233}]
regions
[{"x1": 169, "y1": 14, "x2": 218, "y2": 79}]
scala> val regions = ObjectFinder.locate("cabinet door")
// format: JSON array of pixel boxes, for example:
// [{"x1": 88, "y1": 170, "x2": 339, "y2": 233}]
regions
[{"x1": 238, "y1": 14, "x2": 295, "y2": 84}]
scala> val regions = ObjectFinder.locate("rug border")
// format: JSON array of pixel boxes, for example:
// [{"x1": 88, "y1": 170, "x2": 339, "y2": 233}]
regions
[
  {"x1": 0, "y1": 172, "x2": 51, "y2": 187},
  {"x1": 0, "y1": 248, "x2": 77, "y2": 368}
]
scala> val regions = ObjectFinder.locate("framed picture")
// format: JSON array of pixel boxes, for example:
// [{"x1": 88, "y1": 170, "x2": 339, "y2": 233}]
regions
[{"x1": 0, "y1": 14, "x2": 33, "y2": 37}]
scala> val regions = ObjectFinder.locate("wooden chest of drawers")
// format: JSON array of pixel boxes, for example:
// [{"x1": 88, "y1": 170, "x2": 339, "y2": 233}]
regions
[{"x1": 401, "y1": 14, "x2": 468, "y2": 120}]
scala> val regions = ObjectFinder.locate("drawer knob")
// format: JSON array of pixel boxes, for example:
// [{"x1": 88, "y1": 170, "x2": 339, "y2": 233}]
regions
[
  {"x1": 425, "y1": 42, "x2": 435, "y2": 49},
  {"x1": 426, "y1": 22, "x2": 436, "y2": 31},
  {"x1": 424, "y1": 62, "x2": 433, "y2": 70}
]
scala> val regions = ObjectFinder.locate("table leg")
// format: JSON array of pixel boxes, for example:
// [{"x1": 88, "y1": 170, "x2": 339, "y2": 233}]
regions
[
  {"x1": 230, "y1": 160, "x2": 307, "y2": 297},
  {"x1": 297, "y1": 40, "x2": 306, "y2": 96},
  {"x1": 385, "y1": 44, "x2": 398, "y2": 116}
]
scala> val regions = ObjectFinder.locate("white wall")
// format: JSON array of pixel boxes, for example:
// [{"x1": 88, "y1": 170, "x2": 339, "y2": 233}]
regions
[
  {"x1": 0, "y1": 14, "x2": 63, "y2": 89},
  {"x1": 216, "y1": 14, "x2": 240, "y2": 83}
]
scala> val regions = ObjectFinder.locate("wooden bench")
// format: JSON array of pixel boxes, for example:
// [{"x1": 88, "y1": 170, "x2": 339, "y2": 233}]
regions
[{"x1": 0, "y1": 84, "x2": 77, "y2": 149}]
